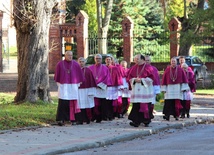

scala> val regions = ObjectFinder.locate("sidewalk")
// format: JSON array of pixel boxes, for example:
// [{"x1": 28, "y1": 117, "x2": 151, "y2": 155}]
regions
[{"x1": 0, "y1": 105, "x2": 214, "y2": 155}]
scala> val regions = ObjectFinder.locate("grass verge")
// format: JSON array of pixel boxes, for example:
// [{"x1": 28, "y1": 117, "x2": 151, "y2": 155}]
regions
[
  {"x1": 195, "y1": 89, "x2": 214, "y2": 95},
  {"x1": 0, "y1": 89, "x2": 213, "y2": 130},
  {"x1": 0, "y1": 93, "x2": 57, "y2": 130}
]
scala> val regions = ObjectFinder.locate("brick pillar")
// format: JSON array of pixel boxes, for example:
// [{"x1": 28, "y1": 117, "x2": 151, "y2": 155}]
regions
[
  {"x1": 0, "y1": 11, "x2": 3, "y2": 72},
  {"x1": 75, "y1": 10, "x2": 88, "y2": 58},
  {"x1": 168, "y1": 17, "x2": 181, "y2": 59},
  {"x1": 122, "y1": 16, "x2": 134, "y2": 66},
  {"x1": 49, "y1": 24, "x2": 61, "y2": 73}
]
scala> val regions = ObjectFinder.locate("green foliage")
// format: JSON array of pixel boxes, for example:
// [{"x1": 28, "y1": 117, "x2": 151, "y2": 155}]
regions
[
  {"x1": 81, "y1": 0, "x2": 97, "y2": 32},
  {"x1": 0, "y1": 93, "x2": 58, "y2": 130},
  {"x1": 66, "y1": 0, "x2": 97, "y2": 32},
  {"x1": 165, "y1": 0, "x2": 184, "y2": 27},
  {"x1": 156, "y1": 92, "x2": 165, "y2": 104},
  {"x1": 108, "y1": 0, "x2": 166, "y2": 60},
  {"x1": 192, "y1": 46, "x2": 214, "y2": 62},
  {"x1": 66, "y1": 0, "x2": 86, "y2": 23},
  {"x1": 9, "y1": 46, "x2": 18, "y2": 56}
]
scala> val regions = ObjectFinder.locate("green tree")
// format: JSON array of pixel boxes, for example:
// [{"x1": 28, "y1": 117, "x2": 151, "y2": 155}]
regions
[
  {"x1": 197, "y1": 0, "x2": 214, "y2": 59},
  {"x1": 178, "y1": 0, "x2": 206, "y2": 56},
  {"x1": 81, "y1": 0, "x2": 97, "y2": 32},
  {"x1": 13, "y1": 0, "x2": 57, "y2": 103},
  {"x1": 164, "y1": 0, "x2": 184, "y2": 28},
  {"x1": 161, "y1": 0, "x2": 213, "y2": 56},
  {"x1": 66, "y1": 0, "x2": 113, "y2": 54},
  {"x1": 96, "y1": 0, "x2": 114, "y2": 54},
  {"x1": 66, "y1": 0, "x2": 85, "y2": 23},
  {"x1": 109, "y1": 0, "x2": 165, "y2": 57}
]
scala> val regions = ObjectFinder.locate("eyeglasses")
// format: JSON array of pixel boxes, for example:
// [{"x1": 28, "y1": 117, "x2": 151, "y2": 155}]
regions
[{"x1": 95, "y1": 58, "x2": 101, "y2": 59}]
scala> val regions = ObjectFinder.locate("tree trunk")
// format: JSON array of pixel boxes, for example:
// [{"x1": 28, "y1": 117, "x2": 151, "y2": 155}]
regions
[
  {"x1": 98, "y1": 28, "x2": 108, "y2": 54},
  {"x1": 96, "y1": 0, "x2": 113, "y2": 54},
  {"x1": 178, "y1": 0, "x2": 205, "y2": 56},
  {"x1": 13, "y1": 0, "x2": 57, "y2": 103}
]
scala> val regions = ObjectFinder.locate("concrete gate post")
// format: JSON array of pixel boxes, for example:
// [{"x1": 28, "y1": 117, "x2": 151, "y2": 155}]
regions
[
  {"x1": 168, "y1": 17, "x2": 181, "y2": 59},
  {"x1": 75, "y1": 10, "x2": 89, "y2": 58},
  {"x1": 122, "y1": 16, "x2": 134, "y2": 66}
]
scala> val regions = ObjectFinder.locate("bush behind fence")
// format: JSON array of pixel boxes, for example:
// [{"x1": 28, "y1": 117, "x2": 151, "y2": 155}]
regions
[{"x1": 87, "y1": 33, "x2": 214, "y2": 63}]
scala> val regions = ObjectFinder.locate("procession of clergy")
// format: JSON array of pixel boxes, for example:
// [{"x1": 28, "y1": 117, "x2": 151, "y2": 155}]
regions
[{"x1": 54, "y1": 51, "x2": 196, "y2": 127}]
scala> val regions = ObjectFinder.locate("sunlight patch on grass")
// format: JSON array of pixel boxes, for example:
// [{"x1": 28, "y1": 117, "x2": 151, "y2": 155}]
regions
[
  {"x1": 195, "y1": 89, "x2": 214, "y2": 95},
  {"x1": 0, "y1": 93, "x2": 58, "y2": 130}
]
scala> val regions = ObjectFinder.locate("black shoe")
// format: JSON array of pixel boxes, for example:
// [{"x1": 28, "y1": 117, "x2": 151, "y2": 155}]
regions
[
  {"x1": 163, "y1": 115, "x2": 170, "y2": 121},
  {"x1": 107, "y1": 117, "x2": 114, "y2": 121},
  {"x1": 76, "y1": 121, "x2": 83, "y2": 125},
  {"x1": 96, "y1": 119, "x2": 101, "y2": 123},
  {"x1": 71, "y1": 122, "x2": 76, "y2": 125},
  {"x1": 187, "y1": 114, "x2": 190, "y2": 118},
  {"x1": 129, "y1": 122, "x2": 139, "y2": 127},
  {"x1": 86, "y1": 120, "x2": 90, "y2": 124},
  {"x1": 175, "y1": 117, "x2": 179, "y2": 121},
  {"x1": 144, "y1": 124, "x2": 149, "y2": 127},
  {"x1": 117, "y1": 114, "x2": 121, "y2": 118},
  {"x1": 180, "y1": 115, "x2": 185, "y2": 118},
  {"x1": 151, "y1": 114, "x2": 154, "y2": 119},
  {"x1": 91, "y1": 117, "x2": 95, "y2": 122},
  {"x1": 57, "y1": 121, "x2": 64, "y2": 126},
  {"x1": 102, "y1": 117, "x2": 108, "y2": 121}
]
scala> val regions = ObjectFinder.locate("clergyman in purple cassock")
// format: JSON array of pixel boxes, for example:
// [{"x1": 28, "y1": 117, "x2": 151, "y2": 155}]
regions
[
  {"x1": 88, "y1": 54, "x2": 112, "y2": 123},
  {"x1": 54, "y1": 51, "x2": 84, "y2": 126},
  {"x1": 105, "y1": 56, "x2": 123, "y2": 120},
  {"x1": 127, "y1": 54, "x2": 155, "y2": 127},
  {"x1": 180, "y1": 63, "x2": 196, "y2": 118},
  {"x1": 161, "y1": 57, "x2": 189, "y2": 121},
  {"x1": 75, "y1": 57, "x2": 97, "y2": 124},
  {"x1": 145, "y1": 55, "x2": 161, "y2": 119}
]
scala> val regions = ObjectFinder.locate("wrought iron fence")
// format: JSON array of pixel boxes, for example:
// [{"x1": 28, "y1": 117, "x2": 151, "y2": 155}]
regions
[
  {"x1": 193, "y1": 36, "x2": 214, "y2": 62},
  {"x1": 132, "y1": 37, "x2": 170, "y2": 62},
  {"x1": 86, "y1": 32, "x2": 214, "y2": 63},
  {"x1": 87, "y1": 32, "x2": 170, "y2": 62}
]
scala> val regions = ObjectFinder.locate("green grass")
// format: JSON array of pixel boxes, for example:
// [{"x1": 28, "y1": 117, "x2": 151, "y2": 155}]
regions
[
  {"x1": 0, "y1": 88, "x2": 212, "y2": 131},
  {"x1": 9, "y1": 46, "x2": 18, "y2": 57},
  {"x1": 195, "y1": 89, "x2": 214, "y2": 95},
  {"x1": 0, "y1": 93, "x2": 58, "y2": 130},
  {"x1": 154, "y1": 102, "x2": 164, "y2": 111}
]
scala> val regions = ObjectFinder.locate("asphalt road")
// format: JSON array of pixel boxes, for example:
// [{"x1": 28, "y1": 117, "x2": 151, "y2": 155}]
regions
[{"x1": 62, "y1": 123, "x2": 214, "y2": 155}]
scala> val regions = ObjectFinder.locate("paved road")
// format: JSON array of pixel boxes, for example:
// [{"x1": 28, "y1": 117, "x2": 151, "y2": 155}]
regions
[{"x1": 62, "y1": 123, "x2": 214, "y2": 155}]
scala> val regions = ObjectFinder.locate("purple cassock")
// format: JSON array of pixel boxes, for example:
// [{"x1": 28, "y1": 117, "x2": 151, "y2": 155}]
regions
[
  {"x1": 185, "y1": 70, "x2": 196, "y2": 92},
  {"x1": 79, "y1": 67, "x2": 97, "y2": 88},
  {"x1": 127, "y1": 63, "x2": 155, "y2": 126},
  {"x1": 162, "y1": 65, "x2": 188, "y2": 85},
  {"x1": 88, "y1": 64, "x2": 112, "y2": 86},
  {"x1": 127, "y1": 63, "x2": 155, "y2": 84},
  {"x1": 151, "y1": 66, "x2": 160, "y2": 85},
  {"x1": 117, "y1": 64, "x2": 128, "y2": 78},
  {"x1": 107, "y1": 65, "x2": 123, "y2": 86},
  {"x1": 54, "y1": 60, "x2": 84, "y2": 84}
]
